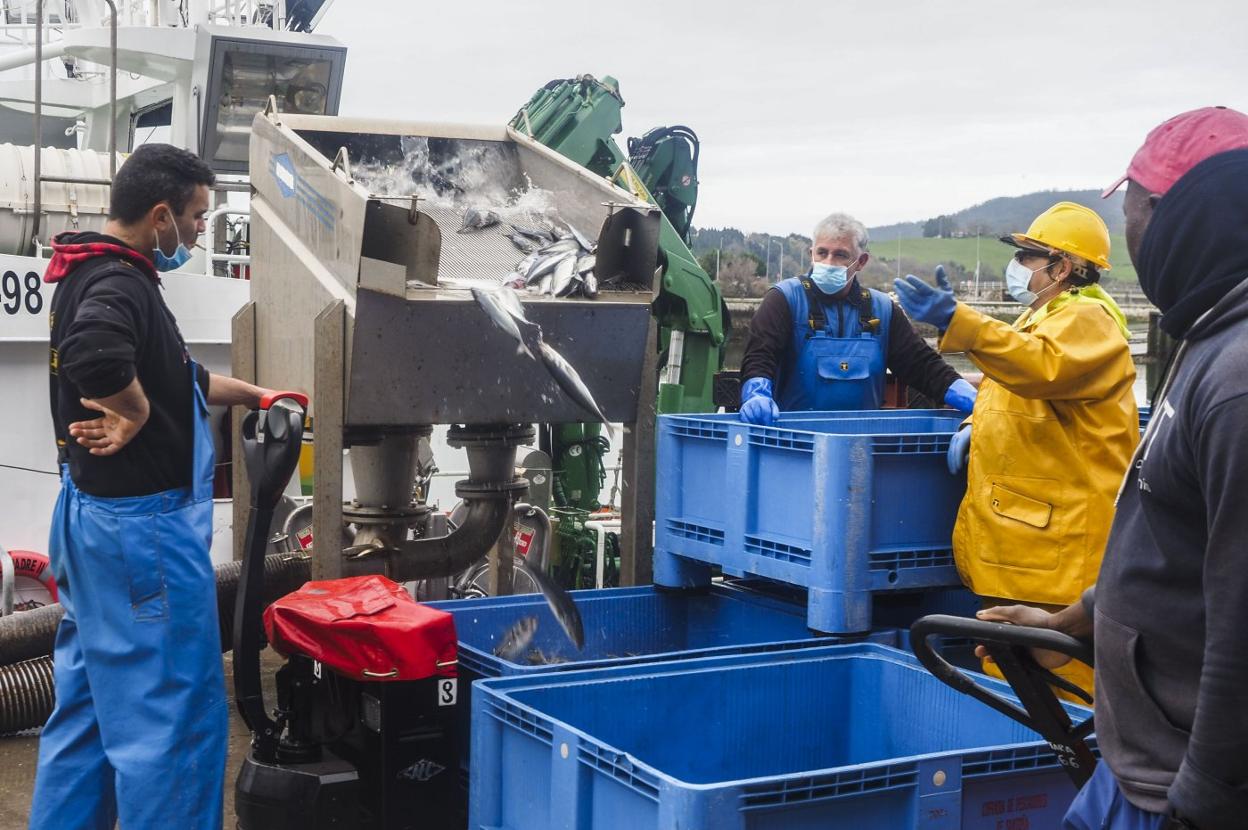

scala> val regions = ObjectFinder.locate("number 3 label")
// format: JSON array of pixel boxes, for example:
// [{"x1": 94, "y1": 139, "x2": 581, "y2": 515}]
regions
[
  {"x1": 2, "y1": 271, "x2": 44, "y2": 316},
  {"x1": 438, "y1": 678, "x2": 457, "y2": 707}
]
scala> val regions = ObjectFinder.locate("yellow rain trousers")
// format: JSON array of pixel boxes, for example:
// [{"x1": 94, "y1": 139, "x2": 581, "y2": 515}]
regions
[{"x1": 939, "y1": 286, "x2": 1138, "y2": 699}]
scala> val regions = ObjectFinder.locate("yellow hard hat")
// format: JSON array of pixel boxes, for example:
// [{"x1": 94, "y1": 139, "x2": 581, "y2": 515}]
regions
[{"x1": 1002, "y1": 202, "x2": 1112, "y2": 271}]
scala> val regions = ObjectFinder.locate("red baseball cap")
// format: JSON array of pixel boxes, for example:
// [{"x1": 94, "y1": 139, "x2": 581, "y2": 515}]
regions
[{"x1": 1102, "y1": 106, "x2": 1248, "y2": 198}]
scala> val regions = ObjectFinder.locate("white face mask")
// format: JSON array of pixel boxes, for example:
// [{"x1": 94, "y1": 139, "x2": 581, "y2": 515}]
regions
[{"x1": 1005, "y1": 258, "x2": 1058, "y2": 306}]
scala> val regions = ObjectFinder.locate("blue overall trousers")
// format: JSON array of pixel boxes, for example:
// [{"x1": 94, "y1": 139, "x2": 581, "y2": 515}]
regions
[
  {"x1": 30, "y1": 364, "x2": 227, "y2": 830},
  {"x1": 773, "y1": 277, "x2": 893, "y2": 411},
  {"x1": 1063, "y1": 763, "x2": 1173, "y2": 830}
]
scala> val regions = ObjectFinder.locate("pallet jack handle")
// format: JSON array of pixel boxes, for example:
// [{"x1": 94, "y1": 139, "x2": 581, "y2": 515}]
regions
[
  {"x1": 910, "y1": 614, "x2": 1098, "y2": 788},
  {"x1": 233, "y1": 392, "x2": 308, "y2": 763}
]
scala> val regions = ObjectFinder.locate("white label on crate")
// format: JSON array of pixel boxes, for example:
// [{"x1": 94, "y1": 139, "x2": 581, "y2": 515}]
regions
[
  {"x1": 438, "y1": 678, "x2": 458, "y2": 707},
  {"x1": 313, "y1": 660, "x2": 322, "y2": 680}
]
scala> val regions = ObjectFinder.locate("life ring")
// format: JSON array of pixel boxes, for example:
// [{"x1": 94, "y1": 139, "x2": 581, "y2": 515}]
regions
[{"x1": 5, "y1": 550, "x2": 58, "y2": 604}]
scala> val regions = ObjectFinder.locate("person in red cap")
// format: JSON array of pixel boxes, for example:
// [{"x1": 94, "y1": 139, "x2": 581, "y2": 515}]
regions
[{"x1": 979, "y1": 105, "x2": 1248, "y2": 830}]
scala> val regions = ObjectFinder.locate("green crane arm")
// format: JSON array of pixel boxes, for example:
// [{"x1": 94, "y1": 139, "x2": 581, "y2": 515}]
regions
[{"x1": 510, "y1": 74, "x2": 728, "y2": 414}]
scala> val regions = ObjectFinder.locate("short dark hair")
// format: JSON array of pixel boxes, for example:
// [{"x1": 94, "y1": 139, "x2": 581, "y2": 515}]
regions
[{"x1": 108, "y1": 144, "x2": 216, "y2": 224}]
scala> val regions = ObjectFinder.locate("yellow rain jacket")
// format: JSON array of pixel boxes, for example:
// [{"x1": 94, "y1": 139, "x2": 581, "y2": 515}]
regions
[{"x1": 940, "y1": 286, "x2": 1138, "y2": 696}]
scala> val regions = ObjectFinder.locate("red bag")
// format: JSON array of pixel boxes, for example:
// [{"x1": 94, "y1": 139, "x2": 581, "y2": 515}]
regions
[{"x1": 264, "y1": 575, "x2": 457, "y2": 681}]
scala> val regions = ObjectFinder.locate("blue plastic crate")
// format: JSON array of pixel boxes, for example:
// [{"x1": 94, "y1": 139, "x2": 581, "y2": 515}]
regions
[
  {"x1": 429, "y1": 584, "x2": 900, "y2": 765},
  {"x1": 654, "y1": 410, "x2": 969, "y2": 633},
  {"x1": 470, "y1": 643, "x2": 1092, "y2": 830}
]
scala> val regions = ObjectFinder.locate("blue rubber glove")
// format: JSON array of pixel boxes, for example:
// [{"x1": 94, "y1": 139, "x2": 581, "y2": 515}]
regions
[
  {"x1": 947, "y1": 425, "x2": 971, "y2": 475},
  {"x1": 943, "y1": 378, "x2": 977, "y2": 413},
  {"x1": 739, "y1": 377, "x2": 780, "y2": 426},
  {"x1": 893, "y1": 264, "x2": 957, "y2": 330}
]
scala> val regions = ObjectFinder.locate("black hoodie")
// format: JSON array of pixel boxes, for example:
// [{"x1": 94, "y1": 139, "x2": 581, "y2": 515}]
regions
[
  {"x1": 1088, "y1": 150, "x2": 1248, "y2": 828},
  {"x1": 47, "y1": 231, "x2": 208, "y2": 498}
]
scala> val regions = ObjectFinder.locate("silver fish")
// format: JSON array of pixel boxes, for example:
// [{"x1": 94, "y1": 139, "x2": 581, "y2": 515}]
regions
[
  {"x1": 514, "y1": 252, "x2": 538, "y2": 275},
  {"x1": 493, "y1": 615, "x2": 539, "y2": 660},
  {"x1": 575, "y1": 254, "x2": 595, "y2": 275},
  {"x1": 538, "y1": 340, "x2": 611, "y2": 434},
  {"x1": 538, "y1": 239, "x2": 581, "y2": 256},
  {"x1": 508, "y1": 223, "x2": 553, "y2": 243},
  {"x1": 526, "y1": 250, "x2": 574, "y2": 284},
  {"x1": 470, "y1": 286, "x2": 535, "y2": 359},
  {"x1": 514, "y1": 558, "x2": 584, "y2": 650},
  {"x1": 494, "y1": 285, "x2": 528, "y2": 323},
  {"x1": 507, "y1": 232, "x2": 538, "y2": 253},
  {"x1": 550, "y1": 255, "x2": 578, "y2": 297},
  {"x1": 565, "y1": 223, "x2": 596, "y2": 252},
  {"x1": 582, "y1": 272, "x2": 599, "y2": 298},
  {"x1": 458, "y1": 207, "x2": 501, "y2": 233}
]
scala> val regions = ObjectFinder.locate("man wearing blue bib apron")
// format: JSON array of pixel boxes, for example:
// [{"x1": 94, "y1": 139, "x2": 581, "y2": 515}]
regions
[
  {"x1": 739, "y1": 212, "x2": 975, "y2": 423},
  {"x1": 32, "y1": 144, "x2": 275, "y2": 829}
]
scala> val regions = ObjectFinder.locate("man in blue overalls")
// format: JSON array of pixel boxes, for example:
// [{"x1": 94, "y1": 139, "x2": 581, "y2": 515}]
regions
[
  {"x1": 739, "y1": 212, "x2": 976, "y2": 422},
  {"x1": 32, "y1": 144, "x2": 275, "y2": 829}
]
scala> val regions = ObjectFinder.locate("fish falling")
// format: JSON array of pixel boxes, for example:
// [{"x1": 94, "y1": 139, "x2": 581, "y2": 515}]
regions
[
  {"x1": 493, "y1": 616, "x2": 539, "y2": 661},
  {"x1": 468, "y1": 287, "x2": 613, "y2": 437},
  {"x1": 515, "y1": 557, "x2": 585, "y2": 650}
]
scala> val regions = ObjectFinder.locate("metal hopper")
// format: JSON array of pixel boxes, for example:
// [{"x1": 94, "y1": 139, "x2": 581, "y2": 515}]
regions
[{"x1": 240, "y1": 105, "x2": 661, "y2": 583}]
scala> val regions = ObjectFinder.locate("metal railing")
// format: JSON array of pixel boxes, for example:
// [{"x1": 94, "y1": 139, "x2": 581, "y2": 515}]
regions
[{"x1": 31, "y1": 0, "x2": 117, "y2": 253}]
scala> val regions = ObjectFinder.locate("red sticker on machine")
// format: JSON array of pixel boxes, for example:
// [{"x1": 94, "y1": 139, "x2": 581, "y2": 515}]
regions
[{"x1": 513, "y1": 523, "x2": 535, "y2": 558}]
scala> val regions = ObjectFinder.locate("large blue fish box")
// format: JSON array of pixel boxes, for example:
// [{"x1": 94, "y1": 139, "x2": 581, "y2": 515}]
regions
[
  {"x1": 469, "y1": 643, "x2": 1089, "y2": 830},
  {"x1": 428, "y1": 584, "x2": 902, "y2": 768},
  {"x1": 654, "y1": 410, "x2": 968, "y2": 633}
]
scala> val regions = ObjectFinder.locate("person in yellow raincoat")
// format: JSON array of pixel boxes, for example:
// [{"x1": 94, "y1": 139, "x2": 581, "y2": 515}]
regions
[{"x1": 893, "y1": 202, "x2": 1138, "y2": 698}]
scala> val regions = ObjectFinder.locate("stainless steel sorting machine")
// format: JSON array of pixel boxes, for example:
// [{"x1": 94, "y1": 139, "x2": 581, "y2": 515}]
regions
[{"x1": 234, "y1": 102, "x2": 661, "y2": 586}]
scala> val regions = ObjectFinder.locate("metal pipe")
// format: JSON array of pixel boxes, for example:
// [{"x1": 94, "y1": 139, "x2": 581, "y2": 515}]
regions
[
  {"x1": 203, "y1": 204, "x2": 251, "y2": 275},
  {"x1": 37, "y1": 175, "x2": 112, "y2": 186},
  {"x1": 342, "y1": 494, "x2": 512, "y2": 582},
  {"x1": 104, "y1": 0, "x2": 117, "y2": 178},
  {"x1": 0, "y1": 41, "x2": 66, "y2": 73},
  {"x1": 31, "y1": 0, "x2": 42, "y2": 253}
]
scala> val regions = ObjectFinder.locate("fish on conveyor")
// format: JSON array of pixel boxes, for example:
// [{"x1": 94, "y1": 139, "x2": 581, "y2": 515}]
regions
[
  {"x1": 536, "y1": 238, "x2": 581, "y2": 256},
  {"x1": 525, "y1": 250, "x2": 574, "y2": 284},
  {"x1": 493, "y1": 615, "x2": 539, "y2": 661},
  {"x1": 513, "y1": 557, "x2": 584, "y2": 650},
  {"x1": 550, "y1": 255, "x2": 578, "y2": 298},
  {"x1": 564, "y1": 223, "x2": 596, "y2": 252},
  {"x1": 508, "y1": 223, "x2": 555, "y2": 243},
  {"x1": 538, "y1": 340, "x2": 612, "y2": 438},
  {"x1": 507, "y1": 232, "x2": 538, "y2": 253},
  {"x1": 458, "y1": 207, "x2": 501, "y2": 233},
  {"x1": 574, "y1": 254, "x2": 595, "y2": 275},
  {"x1": 582, "y1": 272, "x2": 599, "y2": 298},
  {"x1": 514, "y1": 252, "x2": 538, "y2": 275},
  {"x1": 470, "y1": 286, "x2": 538, "y2": 359}
]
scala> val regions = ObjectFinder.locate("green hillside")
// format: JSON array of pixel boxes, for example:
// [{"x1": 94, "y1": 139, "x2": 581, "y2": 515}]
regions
[{"x1": 867, "y1": 234, "x2": 1137, "y2": 283}]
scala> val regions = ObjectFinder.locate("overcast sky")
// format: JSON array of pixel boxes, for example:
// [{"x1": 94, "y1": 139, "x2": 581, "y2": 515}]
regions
[{"x1": 318, "y1": 0, "x2": 1247, "y2": 235}]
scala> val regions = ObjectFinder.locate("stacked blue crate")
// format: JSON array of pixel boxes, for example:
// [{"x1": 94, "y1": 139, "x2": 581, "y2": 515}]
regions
[{"x1": 654, "y1": 410, "x2": 969, "y2": 633}]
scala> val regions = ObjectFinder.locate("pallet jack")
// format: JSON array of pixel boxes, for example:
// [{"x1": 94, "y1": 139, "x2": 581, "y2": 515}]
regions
[
  {"x1": 232, "y1": 394, "x2": 462, "y2": 829},
  {"x1": 910, "y1": 614, "x2": 1097, "y2": 788}
]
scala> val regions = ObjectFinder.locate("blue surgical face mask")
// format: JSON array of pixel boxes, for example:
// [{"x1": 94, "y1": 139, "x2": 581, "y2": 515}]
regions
[
  {"x1": 809, "y1": 260, "x2": 855, "y2": 293},
  {"x1": 1005, "y1": 258, "x2": 1057, "y2": 306},
  {"x1": 153, "y1": 208, "x2": 192, "y2": 272}
]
